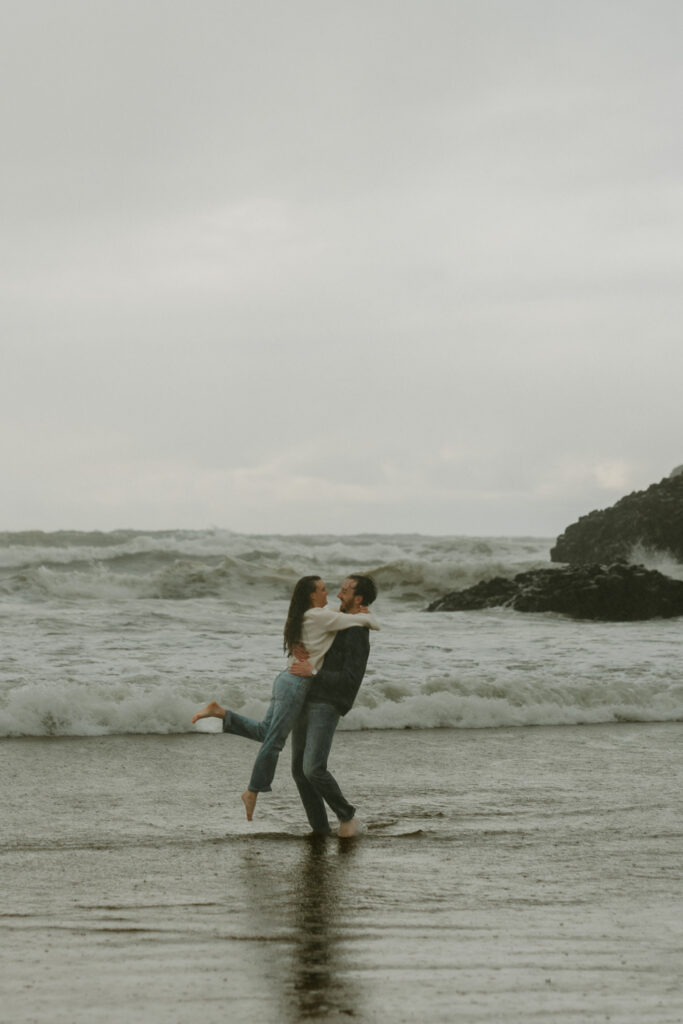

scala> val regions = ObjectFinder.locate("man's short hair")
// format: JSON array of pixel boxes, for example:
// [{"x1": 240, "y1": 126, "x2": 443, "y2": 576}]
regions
[{"x1": 348, "y1": 573, "x2": 377, "y2": 606}]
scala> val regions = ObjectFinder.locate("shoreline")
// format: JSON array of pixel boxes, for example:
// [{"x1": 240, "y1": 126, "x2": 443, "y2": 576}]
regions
[{"x1": 2, "y1": 715, "x2": 683, "y2": 742}]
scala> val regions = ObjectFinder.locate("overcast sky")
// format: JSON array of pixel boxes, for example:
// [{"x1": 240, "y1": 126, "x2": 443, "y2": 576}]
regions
[{"x1": 2, "y1": 0, "x2": 681, "y2": 536}]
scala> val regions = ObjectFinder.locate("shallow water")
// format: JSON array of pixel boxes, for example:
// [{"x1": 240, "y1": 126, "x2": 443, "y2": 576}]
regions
[{"x1": 2, "y1": 724, "x2": 682, "y2": 1022}]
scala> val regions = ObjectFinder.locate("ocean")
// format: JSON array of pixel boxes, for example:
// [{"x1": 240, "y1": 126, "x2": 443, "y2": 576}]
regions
[
  {"x1": 1, "y1": 529, "x2": 682, "y2": 737},
  {"x1": 2, "y1": 530, "x2": 682, "y2": 1023}
]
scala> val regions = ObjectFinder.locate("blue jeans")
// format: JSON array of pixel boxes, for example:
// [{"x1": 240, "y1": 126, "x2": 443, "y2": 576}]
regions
[
  {"x1": 223, "y1": 670, "x2": 311, "y2": 792},
  {"x1": 290, "y1": 701, "x2": 355, "y2": 833}
]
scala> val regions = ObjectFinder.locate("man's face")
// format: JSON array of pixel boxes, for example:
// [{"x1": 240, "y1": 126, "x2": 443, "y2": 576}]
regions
[
  {"x1": 310, "y1": 579, "x2": 328, "y2": 608},
  {"x1": 337, "y1": 578, "x2": 360, "y2": 613}
]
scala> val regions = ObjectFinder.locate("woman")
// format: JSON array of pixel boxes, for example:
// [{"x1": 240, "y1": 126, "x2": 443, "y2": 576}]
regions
[{"x1": 192, "y1": 575, "x2": 379, "y2": 820}]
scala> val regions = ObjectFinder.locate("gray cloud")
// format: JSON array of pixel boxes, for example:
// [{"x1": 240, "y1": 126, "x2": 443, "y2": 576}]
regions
[{"x1": 2, "y1": 0, "x2": 682, "y2": 533}]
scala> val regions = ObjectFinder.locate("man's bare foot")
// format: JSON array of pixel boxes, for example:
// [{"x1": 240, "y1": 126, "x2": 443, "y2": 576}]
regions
[
  {"x1": 192, "y1": 701, "x2": 226, "y2": 724},
  {"x1": 241, "y1": 790, "x2": 257, "y2": 821},
  {"x1": 338, "y1": 817, "x2": 357, "y2": 838}
]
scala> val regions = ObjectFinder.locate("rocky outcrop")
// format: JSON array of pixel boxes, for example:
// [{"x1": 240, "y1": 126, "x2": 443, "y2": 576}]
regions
[
  {"x1": 550, "y1": 472, "x2": 683, "y2": 565},
  {"x1": 427, "y1": 563, "x2": 683, "y2": 620}
]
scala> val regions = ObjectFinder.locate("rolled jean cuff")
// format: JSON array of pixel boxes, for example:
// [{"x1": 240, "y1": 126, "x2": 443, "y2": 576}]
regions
[{"x1": 222, "y1": 710, "x2": 232, "y2": 732}]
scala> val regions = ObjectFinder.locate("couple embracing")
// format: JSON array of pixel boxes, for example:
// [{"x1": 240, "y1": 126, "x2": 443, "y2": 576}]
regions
[{"x1": 193, "y1": 573, "x2": 378, "y2": 838}]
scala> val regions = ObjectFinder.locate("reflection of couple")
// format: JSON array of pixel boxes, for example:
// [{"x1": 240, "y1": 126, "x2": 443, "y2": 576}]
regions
[{"x1": 192, "y1": 573, "x2": 379, "y2": 837}]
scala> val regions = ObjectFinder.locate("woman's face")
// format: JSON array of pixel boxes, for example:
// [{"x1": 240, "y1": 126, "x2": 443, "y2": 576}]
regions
[{"x1": 309, "y1": 579, "x2": 328, "y2": 608}]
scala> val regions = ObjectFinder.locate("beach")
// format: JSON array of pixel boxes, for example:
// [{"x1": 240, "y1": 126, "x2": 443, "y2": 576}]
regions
[
  {"x1": 3, "y1": 723, "x2": 682, "y2": 1023},
  {"x1": 4, "y1": 0, "x2": 683, "y2": 1015},
  {"x1": 2, "y1": 530, "x2": 682, "y2": 1020}
]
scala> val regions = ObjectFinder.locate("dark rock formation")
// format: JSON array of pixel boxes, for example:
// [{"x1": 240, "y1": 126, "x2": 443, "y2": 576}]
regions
[
  {"x1": 427, "y1": 576, "x2": 519, "y2": 611},
  {"x1": 427, "y1": 563, "x2": 683, "y2": 620},
  {"x1": 551, "y1": 472, "x2": 683, "y2": 565}
]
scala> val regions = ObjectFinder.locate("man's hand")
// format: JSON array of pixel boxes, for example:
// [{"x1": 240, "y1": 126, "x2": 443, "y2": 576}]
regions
[
  {"x1": 291, "y1": 643, "x2": 309, "y2": 661},
  {"x1": 290, "y1": 658, "x2": 314, "y2": 677}
]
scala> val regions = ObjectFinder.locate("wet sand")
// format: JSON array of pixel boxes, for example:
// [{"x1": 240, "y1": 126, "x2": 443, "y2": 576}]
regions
[{"x1": 2, "y1": 724, "x2": 682, "y2": 1023}]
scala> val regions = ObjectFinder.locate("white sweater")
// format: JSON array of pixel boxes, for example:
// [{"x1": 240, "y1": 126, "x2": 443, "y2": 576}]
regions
[{"x1": 289, "y1": 606, "x2": 380, "y2": 673}]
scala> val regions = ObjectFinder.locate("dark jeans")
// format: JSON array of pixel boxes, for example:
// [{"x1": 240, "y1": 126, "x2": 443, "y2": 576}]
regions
[{"x1": 290, "y1": 701, "x2": 355, "y2": 833}]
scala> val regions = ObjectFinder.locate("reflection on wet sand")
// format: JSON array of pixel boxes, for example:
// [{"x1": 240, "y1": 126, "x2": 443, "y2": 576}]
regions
[{"x1": 240, "y1": 835, "x2": 362, "y2": 1022}]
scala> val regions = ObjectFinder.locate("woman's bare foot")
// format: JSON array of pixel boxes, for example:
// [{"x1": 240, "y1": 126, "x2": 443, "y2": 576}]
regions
[
  {"x1": 338, "y1": 817, "x2": 357, "y2": 838},
  {"x1": 241, "y1": 790, "x2": 257, "y2": 821},
  {"x1": 192, "y1": 701, "x2": 226, "y2": 724}
]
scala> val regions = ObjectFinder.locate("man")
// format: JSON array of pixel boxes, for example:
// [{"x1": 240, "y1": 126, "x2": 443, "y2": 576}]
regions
[{"x1": 288, "y1": 573, "x2": 378, "y2": 838}]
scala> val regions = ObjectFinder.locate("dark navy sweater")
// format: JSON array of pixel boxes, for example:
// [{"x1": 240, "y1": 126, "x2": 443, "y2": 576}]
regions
[{"x1": 306, "y1": 626, "x2": 371, "y2": 716}]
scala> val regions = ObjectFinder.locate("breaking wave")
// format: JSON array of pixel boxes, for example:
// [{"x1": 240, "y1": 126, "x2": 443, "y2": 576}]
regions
[
  {"x1": 0, "y1": 529, "x2": 552, "y2": 605},
  {"x1": 2, "y1": 529, "x2": 681, "y2": 737},
  {"x1": 2, "y1": 661, "x2": 681, "y2": 738}
]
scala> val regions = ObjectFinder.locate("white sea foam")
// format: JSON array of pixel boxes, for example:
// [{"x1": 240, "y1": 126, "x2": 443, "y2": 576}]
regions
[
  {"x1": 2, "y1": 662, "x2": 681, "y2": 738},
  {"x1": 629, "y1": 543, "x2": 683, "y2": 581}
]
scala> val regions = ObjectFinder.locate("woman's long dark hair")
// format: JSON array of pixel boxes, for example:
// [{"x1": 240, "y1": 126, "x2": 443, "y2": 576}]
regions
[{"x1": 283, "y1": 575, "x2": 321, "y2": 654}]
